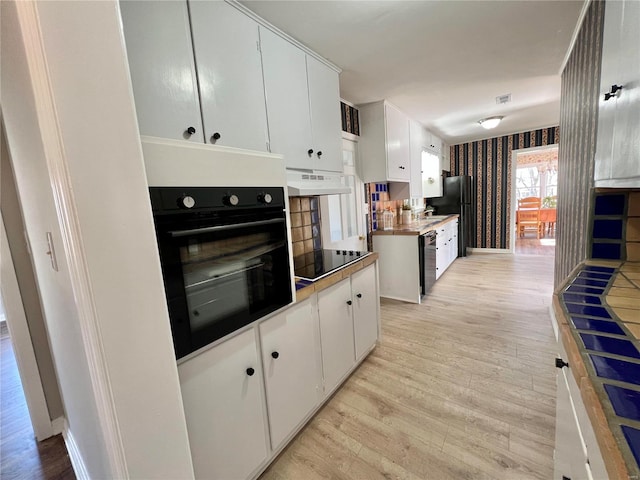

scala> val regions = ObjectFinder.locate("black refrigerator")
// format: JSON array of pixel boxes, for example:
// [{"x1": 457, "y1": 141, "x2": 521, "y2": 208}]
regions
[{"x1": 428, "y1": 176, "x2": 474, "y2": 257}]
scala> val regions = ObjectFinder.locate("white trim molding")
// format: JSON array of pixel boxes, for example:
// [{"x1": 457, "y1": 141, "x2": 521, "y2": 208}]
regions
[
  {"x1": 51, "y1": 416, "x2": 65, "y2": 436},
  {"x1": 0, "y1": 214, "x2": 53, "y2": 441},
  {"x1": 63, "y1": 421, "x2": 90, "y2": 480},
  {"x1": 467, "y1": 247, "x2": 512, "y2": 254},
  {"x1": 14, "y1": 2, "x2": 128, "y2": 477}
]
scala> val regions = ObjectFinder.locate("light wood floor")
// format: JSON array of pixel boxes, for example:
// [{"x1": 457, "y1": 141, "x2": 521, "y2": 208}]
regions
[
  {"x1": 0, "y1": 333, "x2": 75, "y2": 480},
  {"x1": 261, "y1": 253, "x2": 557, "y2": 480},
  {"x1": 515, "y1": 238, "x2": 556, "y2": 256}
]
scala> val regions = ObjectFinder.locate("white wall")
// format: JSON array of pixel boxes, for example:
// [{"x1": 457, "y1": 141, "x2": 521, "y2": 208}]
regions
[{"x1": 1, "y1": 1, "x2": 194, "y2": 478}]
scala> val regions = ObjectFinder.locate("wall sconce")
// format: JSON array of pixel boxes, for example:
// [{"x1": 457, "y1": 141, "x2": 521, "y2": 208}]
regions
[{"x1": 478, "y1": 116, "x2": 504, "y2": 130}]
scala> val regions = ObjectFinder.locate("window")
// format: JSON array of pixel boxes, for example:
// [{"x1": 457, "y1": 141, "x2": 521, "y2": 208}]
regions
[
  {"x1": 516, "y1": 165, "x2": 557, "y2": 200},
  {"x1": 319, "y1": 139, "x2": 366, "y2": 251}
]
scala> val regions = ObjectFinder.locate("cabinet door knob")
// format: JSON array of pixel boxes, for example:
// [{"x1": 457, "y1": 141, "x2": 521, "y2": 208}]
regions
[
  {"x1": 555, "y1": 358, "x2": 569, "y2": 369},
  {"x1": 317, "y1": 151, "x2": 323, "y2": 158},
  {"x1": 186, "y1": 126, "x2": 196, "y2": 135},
  {"x1": 246, "y1": 367, "x2": 255, "y2": 376},
  {"x1": 356, "y1": 293, "x2": 362, "y2": 298},
  {"x1": 271, "y1": 351, "x2": 279, "y2": 359},
  {"x1": 604, "y1": 84, "x2": 623, "y2": 100},
  {"x1": 308, "y1": 149, "x2": 314, "y2": 156},
  {"x1": 211, "y1": 132, "x2": 221, "y2": 143},
  {"x1": 346, "y1": 300, "x2": 352, "y2": 306}
]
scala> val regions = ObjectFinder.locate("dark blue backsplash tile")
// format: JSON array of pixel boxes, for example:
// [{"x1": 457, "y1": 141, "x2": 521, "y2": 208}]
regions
[
  {"x1": 621, "y1": 425, "x2": 640, "y2": 468},
  {"x1": 593, "y1": 219, "x2": 624, "y2": 240},
  {"x1": 577, "y1": 271, "x2": 613, "y2": 281},
  {"x1": 571, "y1": 317, "x2": 625, "y2": 335},
  {"x1": 584, "y1": 266, "x2": 616, "y2": 273},
  {"x1": 591, "y1": 355, "x2": 640, "y2": 385},
  {"x1": 604, "y1": 384, "x2": 640, "y2": 422},
  {"x1": 594, "y1": 194, "x2": 626, "y2": 216},
  {"x1": 566, "y1": 285, "x2": 606, "y2": 295},
  {"x1": 566, "y1": 304, "x2": 611, "y2": 318},
  {"x1": 592, "y1": 243, "x2": 622, "y2": 260},
  {"x1": 571, "y1": 277, "x2": 609, "y2": 288},
  {"x1": 562, "y1": 293, "x2": 602, "y2": 305},
  {"x1": 580, "y1": 333, "x2": 640, "y2": 358}
]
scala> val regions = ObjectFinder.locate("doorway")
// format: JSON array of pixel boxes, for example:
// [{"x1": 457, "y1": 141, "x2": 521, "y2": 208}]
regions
[{"x1": 511, "y1": 145, "x2": 558, "y2": 256}]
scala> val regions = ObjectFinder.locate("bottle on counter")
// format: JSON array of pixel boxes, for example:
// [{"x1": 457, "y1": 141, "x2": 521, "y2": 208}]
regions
[{"x1": 382, "y1": 209, "x2": 394, "y2": 230}]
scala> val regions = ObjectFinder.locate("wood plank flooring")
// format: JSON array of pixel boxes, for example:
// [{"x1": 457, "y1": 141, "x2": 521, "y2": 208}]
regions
[
  {"x1": 261, "y1": 253, "x2": 557, "y2": 480},
  {"x1": 515, "y1": 238, "x2": 556, "y2": 256},
  {"x1": 0, "y1": 334, "x2": 74, "y2": 480}
]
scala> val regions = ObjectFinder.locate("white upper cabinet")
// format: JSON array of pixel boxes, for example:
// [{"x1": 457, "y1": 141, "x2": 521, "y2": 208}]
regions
[
  {"x1": 358, "y1": 101, "x2": 410, "y2": 183},
  {"x1": 409, "y1": 120, "x2": 425, "y2": 198},
  {"x1": 306, "y1": 56, "x2": 343, "y2": 172},
  {"x1": 595, "y1": 0, "x2": 640, "y2": 187},
  {"x1": 260, "y1": 26, "x2": 313, "y2": 169},
  {"x1": 425, "y1": 130, "x2": 443, "y2": 156},
  {"x1": 189, "y1": 1, "x2": 269, "y2": 151},
  {"x1": 120, "y1": 1, "x2": 204, "y2": 143},
  {"x1": 260, "y1": 27, "x2": 342, "y2": 172}
]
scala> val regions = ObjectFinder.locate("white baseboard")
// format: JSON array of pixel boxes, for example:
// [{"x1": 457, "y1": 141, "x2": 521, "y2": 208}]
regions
[
  {"x1": 63, "y1": 421, "x2": 90, "y2": 480},
  {"x1": 467, "y1": 247, "x2": 513, "y2": 254},
  {"x1": 51, "y1": 416, "x2": 65, "y2": 436}
]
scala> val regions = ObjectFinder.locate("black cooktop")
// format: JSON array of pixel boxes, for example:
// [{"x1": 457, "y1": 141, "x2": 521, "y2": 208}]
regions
[{"x1": 294, "y1": 249, "x2": 366, "y2": 281}]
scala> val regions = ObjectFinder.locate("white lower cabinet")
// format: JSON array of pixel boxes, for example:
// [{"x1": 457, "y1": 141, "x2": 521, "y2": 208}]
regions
[
  {"x1": 318, "y1": 278, "x2": 356, "y2": 395},
  {"x1": 435, "y1": 219, "x2": 458, "y2": 280},
  {"x1": 352, "y1": 264, "x2": 379, "y2": 360},
  {"x1": 178, "y1": 328, "x2": 269, "y2": 480},
  {"x1": 259, "y1": 299, "x2": 322, "y2": 450},
  {"x1": 179, "y1": 261, "x2": 379, "y2": 479}
]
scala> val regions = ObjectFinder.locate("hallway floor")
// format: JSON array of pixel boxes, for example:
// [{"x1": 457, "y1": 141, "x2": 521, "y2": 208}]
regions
[{"x1": 0, "y1": 332, "x2": 74, "y2": 480}]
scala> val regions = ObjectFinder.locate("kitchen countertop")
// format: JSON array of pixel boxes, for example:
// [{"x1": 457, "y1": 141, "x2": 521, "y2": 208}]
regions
[
  {"x1": 294, "y1": 252, "x2": 378, "y2": 302},
  {"x1": 372, "y1": 214, "x2": 459, "y2": 236},
  {"x1": 554, "y1": 260, "x2": 640, "y2": 479}
]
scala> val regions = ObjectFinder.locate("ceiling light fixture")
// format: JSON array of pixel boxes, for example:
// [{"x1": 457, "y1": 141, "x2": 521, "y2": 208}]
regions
[{"x1": 478, "y1": 116, "x2": 504, "y2": 130}]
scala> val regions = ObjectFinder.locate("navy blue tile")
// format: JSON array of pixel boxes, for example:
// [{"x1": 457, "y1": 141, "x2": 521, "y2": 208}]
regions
[
  {"x1": 580, "y1": 333, "x2": 640, "y2": 358},
  {"x1": 566, "y1": 285, "x2": 606, "y2": 295},
  {"x1": 585, "y1": 265, "x2": 616, "y2": 273},
  {"x1": 604, "y1": 384, "x2": 640, "y2": 421},
  {"x1": 566, "y1": 304, "x2": 612, "y2": 318},
  {"x1": 562, "y1": 293, "x2": 602, "y2": 305},
  {"x1": 577, "y1": 271, "x2": 613, "y2": 280},
  {"x1": 571, "y1": 277, "x2": 609, "y2": 288},
  {"x1": 590, "y1": 355, "x2": 640, "y2": 385},
  {"x1": 593, "y1": 219, "x2": 624, "y2": 240},
  {"x1": 571, "y1": 317, "x2": 625, "y2": 335},
  {"x1": 295, "y1": 279, "x2": 312, "y2": 290},
  {"x1": 594, "y1": 194, "x2": 626, "y2": 216},
  {"x1": 592, "y1": 242, "x2": 622, "y2": 260},
  {"x1": 621, "y1": 425, "x2": 640, "y2": 468}
]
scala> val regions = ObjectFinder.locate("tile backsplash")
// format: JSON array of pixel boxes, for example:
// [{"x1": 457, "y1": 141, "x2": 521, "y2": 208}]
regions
[
  {"x1": 289, "y1": 196, "x2": 322, "y2": 262},
  {"x1": 591, "y1": 191, "x2": 640, "y2": 261}
]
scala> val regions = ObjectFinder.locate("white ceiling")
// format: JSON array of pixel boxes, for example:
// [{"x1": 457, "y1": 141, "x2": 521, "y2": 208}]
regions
[{"x1": 241, "y1": 0, "x2": 586, "y2": 145}]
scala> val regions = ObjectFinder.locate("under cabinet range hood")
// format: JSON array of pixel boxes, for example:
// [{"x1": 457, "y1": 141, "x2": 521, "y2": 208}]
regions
[{"x1": 286, "y1": 170, "x2": 351, "y2": 196}]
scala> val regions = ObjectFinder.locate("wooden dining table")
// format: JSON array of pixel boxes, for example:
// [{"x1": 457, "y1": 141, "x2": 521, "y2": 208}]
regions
[{"x1": 516, "y1": 208, "x2": 557, "y2": 236}]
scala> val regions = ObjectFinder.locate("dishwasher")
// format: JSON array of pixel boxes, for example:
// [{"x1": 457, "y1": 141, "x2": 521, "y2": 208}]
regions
[{"x1": 419, "y1": 230, "x2": 437, "y2": 296}]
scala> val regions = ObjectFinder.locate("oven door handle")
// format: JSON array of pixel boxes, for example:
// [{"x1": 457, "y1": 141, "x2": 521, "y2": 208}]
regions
[{"x1": 170, "y1": 218, "x2": 285, "y2": 238}]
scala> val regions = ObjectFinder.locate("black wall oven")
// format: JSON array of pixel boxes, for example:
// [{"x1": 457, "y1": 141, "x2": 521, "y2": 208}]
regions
[{"x1": 150, "y1": 186, "x2": 292, "y2": 360}]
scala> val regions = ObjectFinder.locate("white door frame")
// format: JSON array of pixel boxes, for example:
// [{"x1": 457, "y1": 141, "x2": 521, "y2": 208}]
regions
[
  {"x1": 510, "y1": 144, "x2": 559, "y2": 252},
  {"x1": 0, "y1": 213, "x2": 54, "y2": 441}
]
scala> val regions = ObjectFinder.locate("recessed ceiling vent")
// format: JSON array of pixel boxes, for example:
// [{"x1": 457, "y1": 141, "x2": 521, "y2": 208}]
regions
[{"x1": 496, "y1": 94, "x2": 511, "y2": 105}]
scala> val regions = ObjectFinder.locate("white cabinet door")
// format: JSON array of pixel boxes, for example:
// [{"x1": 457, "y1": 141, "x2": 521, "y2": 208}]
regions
[
  {"x1": 435, "y1": 232, "x2": 447, "y2": 280},
  {"x1": 611, "y1": 0, "x2": 640, "y2": 181},
  {"x1": 178, "y1": 329, "x2": 269, "y2": 480},
  {"x1": 189, "y1": 1, "x2": 268, "y2": 151},
  {"x1": 409, "y1": 120, "x2": 425, "y2": 198},
  {"x1": 450, "y1": 220, "x2": 459, "y2": 263},
  {"x1": 317, "y1": 278, "x2": 356, "y2": 394},
  {"x1": 384, "y1": 104, "x2": 410, "y2": 181},
  {"x1": 351, "y1": 264, "x2": 379, "y2": 360},
  {"x1": 426, "y1": 131, "x2": 443, "y2": 156},
  {"x1": 259, "y1": 299, "x2": 322, "y2": 450},
  {"x1": 120, "y1": 1, "x2": 203, "y2": 142},
  {"x1": 306, "y1": 56, "x2": 343, "y2": 172},
  {"x1": 260, "y1": 27, "x2": 313, "y2": 170}
]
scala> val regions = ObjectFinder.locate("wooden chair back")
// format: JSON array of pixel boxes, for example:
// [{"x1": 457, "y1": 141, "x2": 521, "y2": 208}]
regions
[{"x1": 517, "y1": 197, "x2": 542, "y2": 238}]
